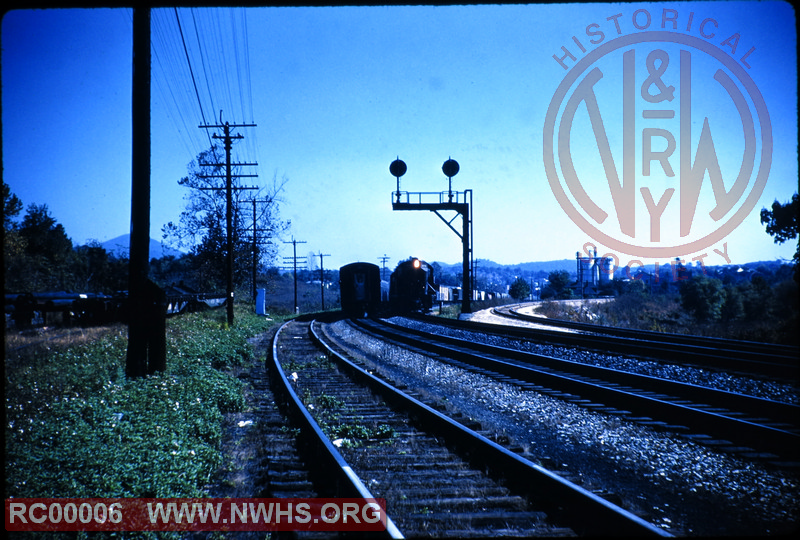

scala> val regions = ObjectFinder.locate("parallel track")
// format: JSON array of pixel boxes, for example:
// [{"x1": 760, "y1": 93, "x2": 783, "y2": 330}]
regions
[
  {"x1": 354, "y1": 318, "x2": 800, "y2": 464},
  {"x1": 493, "y1": 304, "x2": 798, "y2": 359},
  {"x1": 271, "y1": 318, "x2": 669, "y2": 537},
  {"x1": 414, "y1": 309, "x2": 800, "y2": 380}
]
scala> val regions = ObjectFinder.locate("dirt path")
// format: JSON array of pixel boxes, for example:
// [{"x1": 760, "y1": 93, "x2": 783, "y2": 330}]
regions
[{"x1": 207, "y1": 329, "x2": 278, "y2": 500}]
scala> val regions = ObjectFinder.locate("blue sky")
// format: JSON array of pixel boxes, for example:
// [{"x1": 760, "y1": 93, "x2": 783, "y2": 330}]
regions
[{"x1": 2, "y1": 2, "x2": 797, "y2": 272}]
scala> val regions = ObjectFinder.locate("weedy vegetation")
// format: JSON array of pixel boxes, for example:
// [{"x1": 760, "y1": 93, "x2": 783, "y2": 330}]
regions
[{"x1": 5, "y1": 305, "x2": 279, "y2": 502}]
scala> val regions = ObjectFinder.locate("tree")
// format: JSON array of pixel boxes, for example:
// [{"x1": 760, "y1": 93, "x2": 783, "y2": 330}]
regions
[
  {"x1": 546, "y1": 270, "x2": 574, "y2": 299},
  {"x1": 3, "y1": 182, "x2": 25, "y2": 291},
  {"x1": 4, "y1": 184, "x2": 131, "y2": 295},
  {"x1": 2, "y1": 181, "x2": 23, "y2": 230},
  {"x1": 761, "y1": 193, "x2": 798, "y2": 243},
  {"x1": 761, "y1": 193, "x2": 799, "y2": 281},
  {"x1": 6, "y1": 204, "x2": 78, "y2": 291},
  {"x1": 720, "y1": 284, "x2": 745, "y2": 322},
  {"x1": 73, "y1": 242, "x2": 128, "y2": 294},
  {"x1": 162, "y1": 147, "x2": 290, "y2": 292},
  {"x1": 680, "y1": 276, "x2": 726, "y2": 322},
  {"x1": 508, "y1": 276, "x2": 531, "y2": 300},
  {"x1": 741, "y1": 274, "x2": 773, "y2": 321}
]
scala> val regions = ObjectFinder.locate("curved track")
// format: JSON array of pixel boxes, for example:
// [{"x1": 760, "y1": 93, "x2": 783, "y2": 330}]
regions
[
  {"x1": 353, "y1": 317, "x2": 800, "y2": 464},
  {"x1": 269, "y1": 318, "x2": 403, "y2": 538},
  {"x1": 270, "y1": 317, "x2": 669, "y2": 537}
]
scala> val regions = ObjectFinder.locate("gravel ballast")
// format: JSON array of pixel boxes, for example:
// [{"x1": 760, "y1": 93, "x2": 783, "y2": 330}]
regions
[
  {"x1": 324, "y1": 318, "x2": 799, "y2": 536},
  {"x1": 394, "y1": 314, "x2": 799, "y2": 405}
]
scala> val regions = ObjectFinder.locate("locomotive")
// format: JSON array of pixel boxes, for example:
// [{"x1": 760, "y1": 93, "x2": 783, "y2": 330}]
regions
[
  {"x1": 339, "y1": 262, "x2": 384, "y2": 317},
  {"x1": 389, "y1": 257, "x2": 436, "y2": 313}
]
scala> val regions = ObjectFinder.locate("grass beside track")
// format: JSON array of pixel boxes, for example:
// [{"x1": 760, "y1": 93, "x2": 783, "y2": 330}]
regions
[{"x1": 5, "y1": 305, "x2": 282, "y2": 503}]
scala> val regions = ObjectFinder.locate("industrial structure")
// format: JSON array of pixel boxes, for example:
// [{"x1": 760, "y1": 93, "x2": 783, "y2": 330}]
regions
[{"x1": 576, "y1": 249, "x2": 615, "y2": 298}]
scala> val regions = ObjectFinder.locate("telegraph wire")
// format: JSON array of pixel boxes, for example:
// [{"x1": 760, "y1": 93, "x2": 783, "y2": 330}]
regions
[
  {"x1": 150, "y1": 7, "x2": 258, "y2": 173},
  {"x1": 189, "y1": 8, "x2": 218, "y2": 131},
  {"x1": 152, "y1": 10, "x2": 204, "y2": 162},
  {"x1": 173, "y1": 7, "x2": 213, "y2": 151},
  {"x1": 152, "y1": 15, "x2": 202, "y2": 161},
  {"x1": 215, "y1": 11, "x2": 236, "y2": 125},
  {"x1": 240, "y1": 9, "x2": 258, "y2": 160}
]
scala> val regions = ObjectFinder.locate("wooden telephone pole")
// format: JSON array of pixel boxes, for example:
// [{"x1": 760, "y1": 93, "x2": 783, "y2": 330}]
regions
[
  {"x1": 282, "y1": 238, "x2": 307, "y2": 314},
  {"x1": 246, "y1": 198, "x2": 273, "y2": 301},
  {"x1": 127, "y1": 7, "x2": 166, "y2": 378},
  {"x1": 316, "y1": 252, "x2": 331, "y2": 311},
  {"x1": 378, "y1": 254, "x2": 390, "y2": 281},
  {"x1": 198, "y1": 114, "x2": 257, "y2": 326}
]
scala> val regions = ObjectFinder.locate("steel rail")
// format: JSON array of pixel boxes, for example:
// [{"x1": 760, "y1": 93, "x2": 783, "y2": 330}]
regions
[
  {"x1": 416, "y1": 311, "x2": 799, "y2": 380},
  {"x1": 355, "y1": 318, "x2": 800, "y2": 462},
  {"x1": 496, "y1": 303, "x2": 800, "y2": 355},
  {"x1": 309, "y1": 320, "x2": 670, "y2": 537},
  {"x1": 399, "y1": 317, "x2": 800, "y2": 425},
  {"x1": 494, "y1": 304, "x2": 799, "y2": 364},
  {"x1": 269, "y1": 319, "x2": 404, "y2": 539}
]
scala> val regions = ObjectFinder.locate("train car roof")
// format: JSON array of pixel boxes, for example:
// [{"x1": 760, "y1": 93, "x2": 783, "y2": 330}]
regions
[{"x1": 340, "y1": 261, "x2": 381, "y2": 270}]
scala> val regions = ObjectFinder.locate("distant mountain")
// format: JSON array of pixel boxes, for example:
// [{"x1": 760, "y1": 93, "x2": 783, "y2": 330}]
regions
[
  {"x1": 433, "y1": 258, "x2": 792, "y2": 277},
  {"x1": 434, "y1": 259, "x2": 576, "y2": 274},
  {"x1": 98, "y1": 234, "x2": 184, "y2": 259}
]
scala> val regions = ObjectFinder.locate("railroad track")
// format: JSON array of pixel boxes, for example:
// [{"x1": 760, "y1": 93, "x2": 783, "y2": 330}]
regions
[
  {"x1": 247, "y1": 356, "x2": 319, "y2": 500},
  {"x1": 482, "y1": 306, "x2": 800, "y2": 380},
  {"x1": 268, "y1": 319, "x2": 403, "y2": 539},
  {"x1": 352, "y1": 318, "x2": 800, "y2": 465},
  {"x1": 492, "y1": 304, "x2": 798, "y2": 359},
  {"x1": 271, "y1": 317, "x2": 668, "y2": 537}
]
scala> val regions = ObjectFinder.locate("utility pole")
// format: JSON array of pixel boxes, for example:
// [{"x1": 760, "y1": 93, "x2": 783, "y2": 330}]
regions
[
  {"x1": 246, "y1": 198, "x2": 273, "y2": 301},
  {"x1": 127, "y1": 8, "x2": 166, "y2": 378},
  {"x1": 127, "y1": 6, "x2": 149, "y2": 378},
  {"x1": 283, "y1": 238, "x2": 307, "y2": 314},
  {"x1": 378, "y1": 254, "x2": 390, "y2": 281},
  {"x1": 317, "y1": 252, "x2": 331, "y2": 311},
  {"x1": 198, "y1": 114, "x2": 257, "y2": 326}
]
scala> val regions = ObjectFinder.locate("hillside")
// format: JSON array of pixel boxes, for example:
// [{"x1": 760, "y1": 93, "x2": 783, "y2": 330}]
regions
[
  {"x1": 434, "y1": 259, "x2": 576, "y2": 275},
  {"x1": 98, "y1": 234, "x2": 184, "y2": 259},
  {"x1": 434, "y1": 258, "x2": 792, "y2": 276}
]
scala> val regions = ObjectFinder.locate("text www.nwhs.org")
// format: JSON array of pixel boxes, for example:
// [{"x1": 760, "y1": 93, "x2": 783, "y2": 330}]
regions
[{"x1": 148, "y1": 500, "x2": 384, "y2": 525}]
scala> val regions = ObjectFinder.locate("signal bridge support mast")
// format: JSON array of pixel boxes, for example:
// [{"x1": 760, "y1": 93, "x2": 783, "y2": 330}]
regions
[{"x1": 390, "y1": 158, "x2": 473, "y2": 314}]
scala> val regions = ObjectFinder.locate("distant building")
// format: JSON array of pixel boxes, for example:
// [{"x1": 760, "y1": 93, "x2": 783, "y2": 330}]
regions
[{"x1": 621, "y1": 258, "x2": 694, "y2": 294}]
